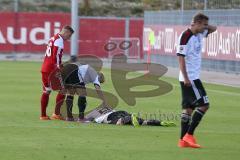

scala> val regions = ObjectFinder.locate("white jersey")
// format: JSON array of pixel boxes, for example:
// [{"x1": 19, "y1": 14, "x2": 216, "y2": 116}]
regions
[
  {"x1": 85, "y1": 107, "x2": 114, "y2": 124},
  {"x1": 77, "y1": 64, "x2": 100, "y2": 86},
  {"x1": 176, "y1": 29, "x2": 208, "y2": 81},
  {"x1": 94, "y1": 111, "x2": 114, "y2": 124}
]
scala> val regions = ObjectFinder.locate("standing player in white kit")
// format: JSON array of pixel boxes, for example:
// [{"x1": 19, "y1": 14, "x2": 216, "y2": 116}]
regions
[{"x1": 176, "y1": 13, "x2": 217, "y2": 148}]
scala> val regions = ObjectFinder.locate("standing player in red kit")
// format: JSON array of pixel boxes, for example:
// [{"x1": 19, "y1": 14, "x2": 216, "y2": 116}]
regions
[{"x1": 40, "y1": 25, "x2": 74, "y2": 120}]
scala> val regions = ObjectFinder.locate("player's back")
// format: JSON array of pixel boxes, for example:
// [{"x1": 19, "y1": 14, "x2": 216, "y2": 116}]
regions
[
  {"x1": 41, "y1": 34, "x2": 64, "y2": 73},
  {"x1": 86, "y1": 107, "x2": 114, "y2": 122}
]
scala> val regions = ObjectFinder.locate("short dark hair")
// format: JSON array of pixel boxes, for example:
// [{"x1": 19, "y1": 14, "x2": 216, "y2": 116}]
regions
[
  {"x1": 63, "y1": 25, "x2": 74, "y2": 33},
  {"x1": 98, "y1": 72, "x2": 105, "y2": 83},
  {"x1": 193, "y1": 13, "x2": 209, "y2": 23}
]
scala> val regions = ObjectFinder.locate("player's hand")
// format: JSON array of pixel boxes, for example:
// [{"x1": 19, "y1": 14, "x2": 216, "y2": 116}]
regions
[
  {"x1": 59, "y1": 64, "x2": 64, "y2": 69},
  {"x1": 55, "y1": 71, "x2": 61, "y2": 78},
  {"x1": 59, "y1": 88, "x2": 67, "y2": 94},
  {"x1": 101, "y1": 102, "x2": 111, "y2": 109},
  {"x1": 102, "y1": 102, "x2": 107, "y2": 107},
  {"x1": 184, "y1": 78, "x2": 191, "y2": 87}
]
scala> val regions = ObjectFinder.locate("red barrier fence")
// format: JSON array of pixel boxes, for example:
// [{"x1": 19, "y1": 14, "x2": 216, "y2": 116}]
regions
[
  {"x1": 0, "y1": 12, "x2": 143, "y2": 58},
  {"x1": 0, "y1": 12, "x2": 70, "y2": 53},
  {"x1": 144, "y1": 25, "x2": 240, "y2": 61},
  {"x1": 2, "y1": 12, "x2": 239, "y2": 61}
]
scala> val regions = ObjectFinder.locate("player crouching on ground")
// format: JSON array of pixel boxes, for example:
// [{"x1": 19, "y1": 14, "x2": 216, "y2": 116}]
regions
[
  {"x1": 61, "y1": 62, "x2": 106, "y2": 122},
  {"x1": 85, "y1": 107, "x2": 176, "y2": 127}
]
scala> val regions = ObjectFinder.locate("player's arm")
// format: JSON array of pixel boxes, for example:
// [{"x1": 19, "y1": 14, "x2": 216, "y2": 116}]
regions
[
  {"x1": 52, "y1": 45, "x2": 63, "y2": 83},
  {"x1": 89, "y1": 68, "x2": 108, "y2": 106},
  {"x1": 94, "y1": 84, "x2": 107, "y2": 107},
  {"x1": 52, "y1": 39, "x2": 63, "y2": 69},
  {"x1": 54, "y1": 47, "x2": 62, "y2": 69},
  {"x1": 176, "y1": 32, "x2": 191, "y2": 86},
  {"x1": 51, "y1": 46, "x2": 59, "y2": 67},
  {"x1": 52, "y1": 39, "x2": 65, "y2": 90},
  {"x1": 178, "y1": 56, "x2": 191, "y2": 86},
  {"x1": 207, "y1": 25, "x2": 217, "y2": 34}
]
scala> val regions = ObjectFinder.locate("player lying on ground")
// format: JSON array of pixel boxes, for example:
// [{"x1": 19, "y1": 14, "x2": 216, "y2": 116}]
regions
[
  {"x1": 60, "y1": 62, "x2": 106, "y2": 122},
  {"x1": 85, "y1": 107, "x2": 176, "y2": 127}
]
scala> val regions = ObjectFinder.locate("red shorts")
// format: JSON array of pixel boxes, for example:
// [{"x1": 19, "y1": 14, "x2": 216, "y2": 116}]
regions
[
  {"x1": 41, "y1": 72, "x2": 52, "y2": 92},
  {"x1": 41, "y1": 70, "x2": 63, "y2": 92}
]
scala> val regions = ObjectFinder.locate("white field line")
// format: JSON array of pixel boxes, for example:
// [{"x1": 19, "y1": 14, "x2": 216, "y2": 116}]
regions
[
  {"x1": 1, "y1": 124, "x2": 240, "y2": 134},
  {"x1": 171, "y1": 83, "x2": 240, "y2": 96}
]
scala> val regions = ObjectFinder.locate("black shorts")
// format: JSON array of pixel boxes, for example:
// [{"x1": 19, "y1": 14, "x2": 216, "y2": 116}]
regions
[
  {"x1": 180, "y1": 79, "x2": 209, "y2": 109},
  {"x1": 64, "y1": 69, "x2": 85, "y2": 88},
  {"x1": 107, "y1": 111, "x2": 131, "y2": 124},
  {"x1": 107, "y1": 110, "x2": 144, "y2": 125}
]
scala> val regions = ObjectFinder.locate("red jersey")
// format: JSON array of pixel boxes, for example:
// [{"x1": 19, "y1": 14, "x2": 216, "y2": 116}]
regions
[{"x1": 41, "y1": 34, "x2": 64, "y2": 73}]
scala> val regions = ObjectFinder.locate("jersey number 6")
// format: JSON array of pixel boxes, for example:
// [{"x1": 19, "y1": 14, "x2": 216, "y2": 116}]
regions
[{"x1": 45, "y1": 42, "x2": 53, "y2": 57}]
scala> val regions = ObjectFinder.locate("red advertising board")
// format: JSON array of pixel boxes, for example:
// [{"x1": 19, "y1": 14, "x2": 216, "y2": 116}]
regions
[
  {"x1": 0, "y1": 12, "x2": 71, "y2": 53},
  {"x1": 79, "y1": 18, "x2": 125, "y2": 57},
  {"x1": 0, "y1": 12, "x2": 143, "y2": 58}
]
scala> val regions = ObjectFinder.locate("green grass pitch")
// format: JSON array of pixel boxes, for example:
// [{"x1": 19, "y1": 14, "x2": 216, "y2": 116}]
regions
[{"x1": 0, "y1": 61, "x2": 240, "y2": 160}]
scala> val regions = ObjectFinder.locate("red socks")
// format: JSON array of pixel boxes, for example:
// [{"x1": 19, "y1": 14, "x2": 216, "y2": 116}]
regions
[
  {"x1": 41, "y1": 93, "x2": 50, "y2": 117},
  {"x1": 55, "y1": 93, "x2": 65, "y2": 115},
  {"x1": 41, "y1": 92, "x2": 65, "y2": 117}
]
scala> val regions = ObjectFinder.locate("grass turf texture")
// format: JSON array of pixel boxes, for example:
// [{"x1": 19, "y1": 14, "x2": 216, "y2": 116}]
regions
[{"x1": 0, "y1": 61, "x2": 239, "y2": 160}]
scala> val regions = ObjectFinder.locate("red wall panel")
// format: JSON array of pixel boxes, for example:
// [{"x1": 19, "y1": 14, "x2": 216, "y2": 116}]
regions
[
  {"x1": 129, "y1": 19, "x2": 144, "y2": 58},
  {"x1": 79, "y1": 18, "x2": 125, "y2": 57},
  {"x1": 0, "y1": 12, "x2": 70, "y2": 53},
  {"x1": 0, "y1": 12, "x2": 143, "y2": 58}
]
